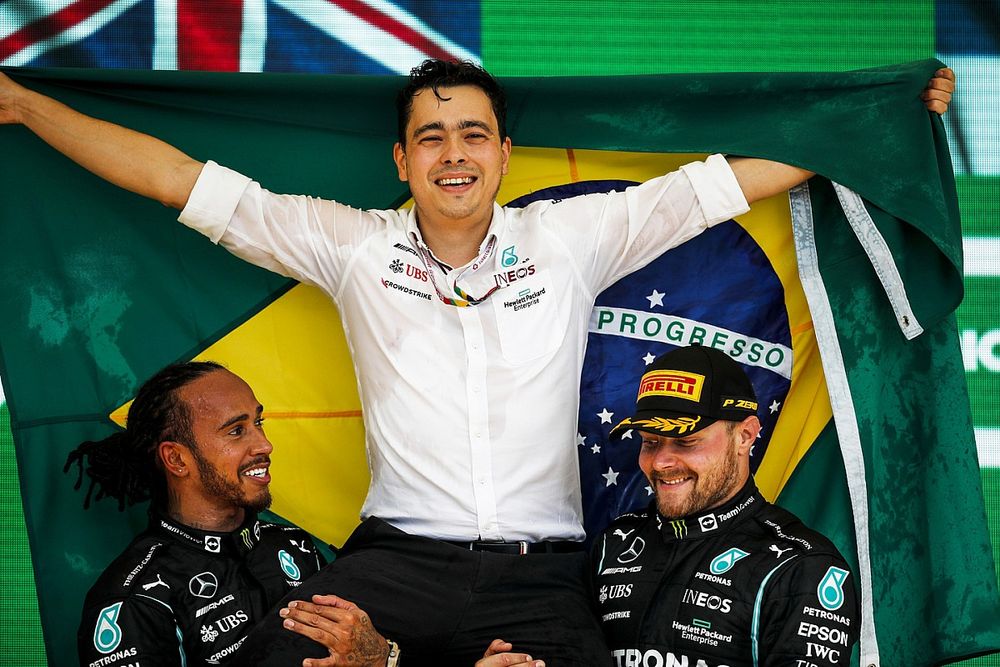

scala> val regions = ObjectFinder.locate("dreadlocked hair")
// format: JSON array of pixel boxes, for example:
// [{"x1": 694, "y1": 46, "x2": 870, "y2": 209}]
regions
[{"x1": 64, "y1": 361, "x2": 225, "y2": 510}]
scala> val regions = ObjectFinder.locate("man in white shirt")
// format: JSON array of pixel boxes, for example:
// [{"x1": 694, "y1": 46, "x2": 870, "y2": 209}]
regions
[{"x1": 0, "y1": 61, "x2": 953, "y2": 666}]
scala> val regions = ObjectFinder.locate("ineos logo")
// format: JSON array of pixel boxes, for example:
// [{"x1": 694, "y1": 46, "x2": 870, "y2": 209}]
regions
[
  {"x1": 617, "y1": 536, "x2": 645, "y2": 563},
  {"x1": 189, "y1": 572, "x2": 219, "y2": 599}
]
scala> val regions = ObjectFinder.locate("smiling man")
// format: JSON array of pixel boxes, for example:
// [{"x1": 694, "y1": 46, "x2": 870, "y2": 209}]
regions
[
  {"x1": 595, "y1": 345, "x2": 859, "y2": 667},
  {"x1": 67, "y1": 361, "x2": 329, "y2": 666}
]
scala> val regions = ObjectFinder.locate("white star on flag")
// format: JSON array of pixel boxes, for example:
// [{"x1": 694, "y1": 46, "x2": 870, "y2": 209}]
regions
[
  {"x1": 577, "y1": 433, "x2": 586, "y2": 446},
  {"x1": 646, "y1": 289, "x2": 665, "y2": 308},
  {"x1": 591, "y1": 444, "x2": 601, "y2": 454},
  {"x1": 645, "y1": 485, "x2": 653, "y2": 496},
  {"x1": 602, "y1": 467, "x2": 620, "y2": 486},
  {"x1": 622, "y1": 429, "x2": 634, "y2": 439},
  {"x1": 769, "y1": 400, "x2": 781, "y2": 414},
  {"x1": 643, "y1": 352, "x2": 656, "y2": 365},
  {"x1": 598, "y1": 408, "x2": 614, "y2": 424}
]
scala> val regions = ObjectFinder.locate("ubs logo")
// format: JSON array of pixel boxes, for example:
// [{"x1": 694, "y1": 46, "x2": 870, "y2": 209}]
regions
[
  {"x1": 617, "y1": 536, "x2": 645, "y2": 563},
  {"x1": 405, "y1": 264, "x2": 428, "y2": 282},
  {"x1": 599, "y1": 584, "x2": 633, "y2": 603},
  {"x1": 389, "y1": 259, "x2": 428, "y2": 281}
]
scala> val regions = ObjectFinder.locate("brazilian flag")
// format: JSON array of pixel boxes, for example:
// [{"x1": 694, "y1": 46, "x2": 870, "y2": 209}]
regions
[{"x1": 1, "y1": 61, "x2": 997, "y2": 666}]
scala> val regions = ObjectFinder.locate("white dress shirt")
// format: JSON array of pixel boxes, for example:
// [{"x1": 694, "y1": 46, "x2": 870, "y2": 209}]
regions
[{"x1": 178, "y1": 154, "x2": 748, "y2": 541}]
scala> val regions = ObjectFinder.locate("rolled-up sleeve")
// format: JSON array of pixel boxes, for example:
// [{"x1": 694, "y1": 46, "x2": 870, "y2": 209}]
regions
[{"x1": 178, "y1": 161, "x2": 253, "y2": 244}]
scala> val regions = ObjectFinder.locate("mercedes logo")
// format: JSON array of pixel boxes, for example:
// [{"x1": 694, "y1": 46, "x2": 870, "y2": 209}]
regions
[
  {"x1": 617, "y1": 536, "x2": 646, "y2": 564},
  {"x1": 189, "y1": 571, "x2": 219, "y2": 599}
]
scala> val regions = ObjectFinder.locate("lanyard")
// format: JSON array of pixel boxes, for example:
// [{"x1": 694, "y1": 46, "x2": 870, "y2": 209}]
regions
[{"x1": 410, "y1": 233, "x2": 503, "y2": 308}]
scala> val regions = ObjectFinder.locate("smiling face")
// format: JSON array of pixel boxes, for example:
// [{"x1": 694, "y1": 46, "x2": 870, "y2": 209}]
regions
[
  {"x1": 175, "y1": 369, "x2": 273, "y2": 515},
  {"x1": 393, "y1": 85, "x2": 511, "y2": 232},
  {"x1": 638, "y1": 417, "x2": 758, "y2": 520}
]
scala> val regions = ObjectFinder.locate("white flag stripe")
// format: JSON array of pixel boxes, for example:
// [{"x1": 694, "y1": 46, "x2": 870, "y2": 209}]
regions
[
  {"x1": 241, "y1": 0, "x2": 267, "y2": 72},
  {"x1": 977, "y1": 429, "x2": 1000, "y2": 468},
  {"x1": 589, "y1": 306, "x2": 793, "y2": 380},
  {"x1": 273, "y1": 0, "x2": 427, "y2": 75},
  {"x1": 0, "y1": 0, "x2": 78, "y2": 41},
  {"x1": 152, "y1": 0, "x2": 177, "y2": 70},
  {"x1": 361, "y1": 0, "x2": 479, "y2": 63},
  {"x1": 963, "y1": 237, "x2": 1000, "y2": 278},
  {"x1": 940, "y1": 54, "x2": 1000, "y2": 176},
  {"x1": 1, "y1": 0, "x2": 143, "y2": 66}
]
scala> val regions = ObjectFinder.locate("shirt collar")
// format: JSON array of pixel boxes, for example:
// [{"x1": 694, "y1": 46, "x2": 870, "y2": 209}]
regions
[
  {"x1": 654, "y1": 478, "x2": 763, "y2": 542},
  {"x1": 152, "y1": 510, "x2": 262, "y2": 556},
  {"x1": 404, "y1": 203, "x2": 506, "y2": 270}
]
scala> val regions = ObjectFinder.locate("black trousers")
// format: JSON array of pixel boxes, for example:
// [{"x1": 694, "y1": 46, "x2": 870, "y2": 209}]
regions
[{"x1": 237, "y1": 517, "x2": 611, "y2": 666}]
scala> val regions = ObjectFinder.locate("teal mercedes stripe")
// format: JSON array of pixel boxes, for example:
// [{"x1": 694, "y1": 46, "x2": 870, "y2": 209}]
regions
[{"x1": 751, "y1": 556, "x2": 799, "y2": 667}]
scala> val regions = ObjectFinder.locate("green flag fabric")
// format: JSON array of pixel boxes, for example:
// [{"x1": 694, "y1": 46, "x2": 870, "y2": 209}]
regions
[{"x1": 1, "y1": 61, "x2": 997, "y2": 666}]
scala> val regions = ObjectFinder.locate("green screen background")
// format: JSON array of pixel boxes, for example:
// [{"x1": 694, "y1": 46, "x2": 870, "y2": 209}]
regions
[{"x1": 1, "y1": 1, "x2": 997, "y2": 664}]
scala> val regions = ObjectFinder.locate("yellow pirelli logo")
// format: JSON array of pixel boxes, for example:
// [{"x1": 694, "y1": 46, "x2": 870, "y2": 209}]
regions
[{"x1": 638, "y1": 370, "x2": 704, "y2": 402}]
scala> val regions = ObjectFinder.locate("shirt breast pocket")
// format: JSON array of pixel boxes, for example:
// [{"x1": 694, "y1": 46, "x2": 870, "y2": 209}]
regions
[{"x1": 492, "y1": 268, "x2": 570, "y2": 364}]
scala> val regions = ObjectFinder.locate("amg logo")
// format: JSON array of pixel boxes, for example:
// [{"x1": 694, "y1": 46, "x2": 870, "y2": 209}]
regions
[
  {"x1": 196, "y1": 593, "x2": 235, "y2": 618},
  {"x1": 393, "y1": 242, "x2": 418, "y2": 257}
]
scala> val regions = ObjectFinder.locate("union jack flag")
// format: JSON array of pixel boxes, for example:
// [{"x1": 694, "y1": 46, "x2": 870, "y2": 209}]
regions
[{"x1": 0, "y1": 0, "x2": 480, "y2": 73}]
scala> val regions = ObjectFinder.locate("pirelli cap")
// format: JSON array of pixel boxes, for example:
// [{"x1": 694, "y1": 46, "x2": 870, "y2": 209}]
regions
[{"x1": 610, "y1": 345, "x2": 759, "y2": 439}]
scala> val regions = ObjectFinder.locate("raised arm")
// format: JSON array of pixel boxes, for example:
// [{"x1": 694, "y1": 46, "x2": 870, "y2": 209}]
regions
[
  {"x1": 727, "y1": 67, "x2": 955, "y2": 205},
  {"x1": 0, "y1": 71, "x2": 202, "y2": 209},
  {"x1": 726, "y1": 157, "x2": 815, "y2": 205}
]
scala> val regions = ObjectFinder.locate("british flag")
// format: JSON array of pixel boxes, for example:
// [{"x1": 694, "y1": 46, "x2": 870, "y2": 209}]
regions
[{"x1": 0, "y1": 0, "x2": 480, "y2": 73}]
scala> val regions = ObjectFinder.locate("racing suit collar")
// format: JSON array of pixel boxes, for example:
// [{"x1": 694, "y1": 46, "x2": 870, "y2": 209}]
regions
[
  {"x1": 151, "y1": 509, "x2": 263, "y2": 557},
  {"x1": 654, "y1": 478, "x2": 763, "y2": 542}
]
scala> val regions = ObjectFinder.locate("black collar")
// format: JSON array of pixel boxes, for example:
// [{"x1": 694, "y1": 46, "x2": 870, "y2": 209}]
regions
[
  {"x1": 654, "y1": 479, "x2": 763, "y2": 542},
  {"x1": 151, "y1": 510, "x2": 262, "y2": 556}
]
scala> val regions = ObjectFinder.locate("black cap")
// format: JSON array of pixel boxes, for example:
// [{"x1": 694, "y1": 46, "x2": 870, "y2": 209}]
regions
[{"x1": 610, "y1": 345, "x2": 758, "y2": 439}]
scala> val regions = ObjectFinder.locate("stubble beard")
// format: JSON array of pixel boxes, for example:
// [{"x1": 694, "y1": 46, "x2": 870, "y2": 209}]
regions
[
  {"x1": 191, "y1": 449, "x2": 272, "y2": 514},
  {"x1": 653, "y1": 438, "x2": 740, "y2": 520}
]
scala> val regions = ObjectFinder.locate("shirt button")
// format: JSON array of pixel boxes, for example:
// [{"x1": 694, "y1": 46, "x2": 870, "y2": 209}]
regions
[{"x1": 473, "y1": 386, "x2": 481, "y2": 394}]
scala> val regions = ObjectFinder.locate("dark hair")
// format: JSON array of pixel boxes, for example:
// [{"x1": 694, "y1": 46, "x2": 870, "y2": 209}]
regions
[
  {"x1": 395, "y1": 59, "x2": 507, "y2": 146},
  {"x1": 64, "y1": 361, "x2": 225, "y2": 510}
]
